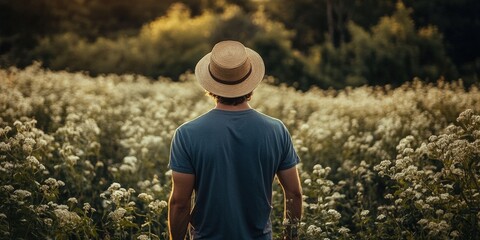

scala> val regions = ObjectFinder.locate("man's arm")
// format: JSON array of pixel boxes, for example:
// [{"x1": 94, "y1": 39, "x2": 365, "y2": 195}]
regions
[
  {"x1": 168, "y1": 171, "x2": 195, "y2": 240},
  {"x1": 277, "y1": 166, "x2": 302, "y2": 240}
]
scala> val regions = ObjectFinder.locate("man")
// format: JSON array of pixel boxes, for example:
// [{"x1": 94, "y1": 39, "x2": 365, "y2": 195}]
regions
[{"x1": 168, "y1": 40, "x2": 302, "y2": 240}]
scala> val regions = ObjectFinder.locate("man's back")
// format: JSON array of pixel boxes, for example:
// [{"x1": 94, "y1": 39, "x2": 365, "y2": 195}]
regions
[{"x1": 169, "y1": 109, "x2": 299, "y2": 239}]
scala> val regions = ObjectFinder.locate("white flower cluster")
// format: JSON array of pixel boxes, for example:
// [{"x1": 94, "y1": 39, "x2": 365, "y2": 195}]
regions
[
  {"x1": 108, "y1": 207, "x2": 127, "y2": 222},
  {"x1": 148, "y1": 200, "x2": 168, "y2": 214},
  {"x1": 53, "y1": 208, "x2": 82, "y2": 229},
  {"x1": 1, "y1": 65, "x2": 479, "y2": 239},
  {"x1": 101, "y1": 182, "x2": 136, "y2": 206},
  {"x1": 373, "y1": 109, "x2": 480, "y2": 238}
]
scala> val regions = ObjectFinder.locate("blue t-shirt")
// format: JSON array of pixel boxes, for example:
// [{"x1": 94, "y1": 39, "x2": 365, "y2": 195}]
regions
[{"x1": 169, "y1": 108, "x2": 299, "y2": 240}]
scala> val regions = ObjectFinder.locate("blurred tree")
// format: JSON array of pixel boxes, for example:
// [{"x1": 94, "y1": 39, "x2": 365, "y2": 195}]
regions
[
  {"x1": 210, "y1": 5, "x2": 261, "y2": 43},
  {"x1": 0, "y1": 0, "x2": 175, "y2": 66},
  {"x1": 33, "y1": 3, "x2": 216, "y2": 79},
  {"x1": 404, "y1": 0, "x2": 479, "y2": 65},
  {"x1": 85, "y1": 0, "x2": 173, "y2": 37},
  {"x1": 259, "y1": 0, "x2": 328, "y2": 50},
  {"x1": 403, "y1": 0, "x2": 480, "y2": 84},
  {"x1": 259, "y1": 0, "x2": 396, "y2": 50},
  {"x1": 1, "y1": 0, "x2": 477, "y2": 87},
  {"x1": 31, "y1": 3, "x2": 310, "y2": 88},
  {"x1": 308, "y1": 2, "x2": 456, "y2": 87}
]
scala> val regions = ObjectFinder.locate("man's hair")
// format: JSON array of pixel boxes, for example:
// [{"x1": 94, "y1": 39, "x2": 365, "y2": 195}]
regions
[{"x1": 207, "y1": 92, "x2": 253, "y2": 106}]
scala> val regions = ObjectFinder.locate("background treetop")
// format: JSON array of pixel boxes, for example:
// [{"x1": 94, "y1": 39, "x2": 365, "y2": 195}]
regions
[{"x1": 0, "y1": 0, "x2": 478, "y2": 89}]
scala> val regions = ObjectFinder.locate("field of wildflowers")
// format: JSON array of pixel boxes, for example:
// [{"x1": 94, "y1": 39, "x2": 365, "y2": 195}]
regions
[{"x1": 1, "y1": 64, "x2": 479, "y2": 239}]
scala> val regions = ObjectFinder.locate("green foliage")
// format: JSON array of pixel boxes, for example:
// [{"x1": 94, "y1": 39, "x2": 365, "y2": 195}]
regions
[
  {"x1": 1, "y1": 0, "x2": 479, "y2": 88},
  {"x1": 32, "y1": 3, "x2": 299, "y2": 84},
  {"x1": 33, "y1": 2, "x2": 458, "y2": 89},
  {"x1": 307, "y1": 2, "x2": 457, "y2": 88},
  {"x1": 33, "y1": 3, "x2": 215, "y2": 79},
  {"x1": 1, "y1": 65, "x2": 479, "y2": 238}
]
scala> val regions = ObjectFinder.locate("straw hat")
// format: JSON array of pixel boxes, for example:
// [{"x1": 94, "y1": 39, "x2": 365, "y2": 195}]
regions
[{"x1": 195, "y1": 40, "x2": 265, "y2": 98}]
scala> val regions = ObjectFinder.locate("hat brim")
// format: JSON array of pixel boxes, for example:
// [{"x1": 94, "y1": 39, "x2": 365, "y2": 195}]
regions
[{"x1": 195, "y1": 47, "x2": 265, "y2": 98}]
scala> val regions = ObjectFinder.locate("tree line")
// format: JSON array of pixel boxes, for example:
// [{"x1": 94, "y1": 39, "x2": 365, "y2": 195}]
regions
[{"x1": 0, "y1": 0, "x2": 478, "y2": 89}]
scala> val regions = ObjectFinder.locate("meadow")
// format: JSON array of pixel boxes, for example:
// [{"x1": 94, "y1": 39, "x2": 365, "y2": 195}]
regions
[{"x1": 1, "y1": 64, "x2": 479, "y2": 239}]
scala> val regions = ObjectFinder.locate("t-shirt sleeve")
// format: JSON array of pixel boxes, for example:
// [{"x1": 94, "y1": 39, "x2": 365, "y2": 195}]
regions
[
  {"x1": 169, "y1": 128, "x2": 195, "y2": 174},
  {"x1": 277, "y1": 123, "x2": 300, "y2": 171}
]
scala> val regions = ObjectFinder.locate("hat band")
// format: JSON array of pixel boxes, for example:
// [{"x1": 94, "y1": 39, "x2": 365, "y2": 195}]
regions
[{"x1": 208, "y1": 63, "x2": 252, "y2": 85}]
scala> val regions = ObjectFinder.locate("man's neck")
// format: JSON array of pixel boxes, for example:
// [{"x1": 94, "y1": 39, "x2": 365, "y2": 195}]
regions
[{"x1": 215, "y1": 102, "x2": 251, "y2": 111}]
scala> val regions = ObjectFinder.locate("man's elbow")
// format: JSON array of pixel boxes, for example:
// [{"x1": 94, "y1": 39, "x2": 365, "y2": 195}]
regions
[{"x1": 169, "y1": 196, "x2": 191, "y2": 211}]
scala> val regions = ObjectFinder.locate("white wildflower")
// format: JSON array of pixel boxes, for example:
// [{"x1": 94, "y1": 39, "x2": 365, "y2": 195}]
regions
[
  {"x1": 307, "y1": 225, "x2": 321, "y2": 235},
  {"x1": 152, "y1": 184, "x2": 162, "y2": 193},
  {"x1": 109, "y1": 182, "x2": 121, "y2": 191},
  {"x1": 44, "y1": 218, "x2": 53, "y2": 226},
  {"x1": 338, "y1": 227, "x2": 350, "y2": 235},
  {"x1": 24, "y1": 137, "x2": 36, "y2": 146},
  {"x1": 2, "y1": 185, "x2": 14, "y2": 192},
  {"x1": 14, "y1": 189, "x2": 32, "y2": 199},
  {"x1": 13, "y1": 120, "x2": 22, "y2": 127},
  {"x1": 95, "y1": 161, "x2": 104, "y2": 168},
  {"x1": 36, "y1": 204, "x2": 48, "y2": 213},
  {"x1": 426, "y1": 196, "x2": 439, "y2": 204},
  {"x1": 102, "y1": 200, "x2": 111, "y2": 208},
  {"x1": 149, "y1": 200, "x2": 168, "y2": 213},
  {"x1": 22, "y1": 144, "x2": 33, "y2": 153},
  {"x1": 415, "y1": 192, "x2": 422, "y2": 199},
  {"x1": 108, "y1": 207, "x2": 127, "y2": 222},
  {"x1": 435, "y1": 209, "x2": 444, "y2": 216},
  {"x1": 0, "y1": 142, "x2": 10, "y2": 151},
  {"x1": 137, "y1": 235, "x2": 150, "y2": 240},
  {"x1": 66, "y1": 155, "x2": 79, "y2": 165},
  {"x1": 57, "y1": 180, "x2": 65, "y2": 187},
  {"x1": 83, "y1": 203, "x2": 96, "y2": 212},
  {"x1": 450, "y1": 230, "x2": 460, "y2": 238},
  {"x1": 44, "y1": 178, "x2": 57, "y2": 186},
  {"x1": 417, "y1": 219, "x2": 428, "y2": 225},
  {"x1": 360, "y1": 210, "x2": 370, "y2": 216},
  {"x1": 27, "y1": 156, "x2": 39, "y2": 165},
  {"x1": 54, "y1": 209, "x2": 81, "y2": 227},
  {"x1": 111, "y1": 190, "x2": 124, "y2": 203},
  {"x1": 67, "y1": 197, "x2": 78, "y2": 205},
  {"x1": 56, "y1": 204, "x2": 68, "y2": 210},
  {"x1": 138, "y1": 193, "x2": 154, "y2": 202},
  {"x1": 327, "y1": 209, "x2": 341, "y2": 220},
  {"x1": 120, "y1": 164, "x2": 134, "y2": 172},
  {"x1": 440, "y1": 193, "x2": 449, "y2": 200},
  {"x1": 37, "y1": 139, "x2": 48, "y2": 147}
]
